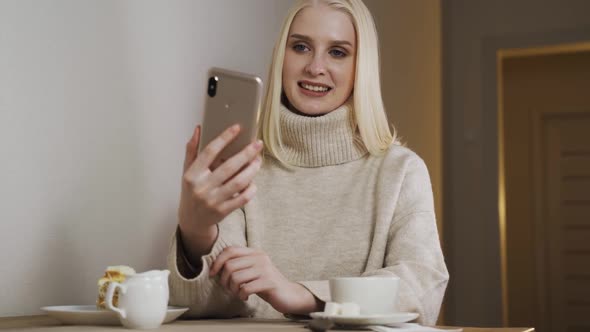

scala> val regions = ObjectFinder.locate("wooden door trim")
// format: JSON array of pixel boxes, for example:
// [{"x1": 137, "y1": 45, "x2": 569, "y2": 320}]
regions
[
  {"x1": 499, "y1": 41, "x2": 590, "y2": 58},
  {"x1": 530, "y1": 108, "x2": 547, "y2": 332}
]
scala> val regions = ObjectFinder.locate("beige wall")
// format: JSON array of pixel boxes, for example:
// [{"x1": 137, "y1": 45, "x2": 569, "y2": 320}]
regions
[
  {"x1": 364, "y1": 0, "x2": 443, "y2": 232},
  {"x1": 0, "y1": 0, "x2": 292, "y2": 317}
]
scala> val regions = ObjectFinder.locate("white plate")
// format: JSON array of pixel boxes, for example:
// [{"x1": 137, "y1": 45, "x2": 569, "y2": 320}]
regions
[
  {"x1": 41, "y1": 305, "x2": 189, "y2": 326},
  {"x1": 310, "y1": 311, "x2": 419, "y2": 326}
]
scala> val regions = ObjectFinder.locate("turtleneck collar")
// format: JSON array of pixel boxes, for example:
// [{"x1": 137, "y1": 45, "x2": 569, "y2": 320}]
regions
[{"x1": 278, "y1": 101, "x2": 368, "y2": 167}]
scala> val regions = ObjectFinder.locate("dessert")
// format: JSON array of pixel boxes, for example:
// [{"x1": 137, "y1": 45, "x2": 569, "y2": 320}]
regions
[
  {"x1": 96, "y1": 265, "x2": 136, "y2": 309},
  {"x1": 323, "y1": 302, "x2": 361, "y2": 316}
]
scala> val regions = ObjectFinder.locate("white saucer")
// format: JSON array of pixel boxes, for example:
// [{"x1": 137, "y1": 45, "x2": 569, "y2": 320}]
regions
[
  {"x1": 310, "y1": 311, "x2": 419, "y2": 326},
  {"x1": 41, "y1": 305, "x2": 189, "y2": 326}
]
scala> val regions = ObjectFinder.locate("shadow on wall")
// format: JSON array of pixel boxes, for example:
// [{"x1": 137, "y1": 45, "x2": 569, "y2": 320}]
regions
[
  {"x1": 33, "y1": 82, "x2": 148, "y2": 308},
  {"x1": 13, "y1": 0, "x2": 150, "y2": 311}
]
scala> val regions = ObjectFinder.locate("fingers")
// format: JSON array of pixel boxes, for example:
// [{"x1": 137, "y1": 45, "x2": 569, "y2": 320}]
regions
[
  {"x1": 210, "y1": 247, "x2": 279, "y2": 302},
  {"x1": 183, "y1": 125, "x2": 201, "y2": 172},
  {"x1": 209, "y1": 246, "x2": 255, "y2": 276},
  {"x1": 208, "y1": 157, "x2": 261, "y2": 204},
  {"x1": 224, "y1": 263, "x2": 260, "y2": 296},
  {"x1": 218, "y1": 256, "x2": 256, "y2": 289},
  {"x1": 208, "y1": 140, "x2": 263, "y2": 187},
  {"x1": 215, "y1": 183, "x2": 257, "y2": 215},
  {"x1": 238, "y1": 278, "x2": 269, "y2": 301},
  {"x1": 191, "y1": 124, "x2": 241, "y2": 171}
]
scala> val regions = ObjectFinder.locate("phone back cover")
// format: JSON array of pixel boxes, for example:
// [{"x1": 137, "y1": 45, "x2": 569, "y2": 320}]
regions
[{"x1": 200, "y1": 67, "x2": 263, "y2": 164}]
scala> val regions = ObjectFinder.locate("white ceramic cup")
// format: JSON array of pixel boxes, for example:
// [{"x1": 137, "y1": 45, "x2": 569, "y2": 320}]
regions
[
  {"x1": 105, "y1": 270, "x2": 170, "y2": 329},
  {"x1": 329, "y1": 276, "x2": 400, "y2": 315}
]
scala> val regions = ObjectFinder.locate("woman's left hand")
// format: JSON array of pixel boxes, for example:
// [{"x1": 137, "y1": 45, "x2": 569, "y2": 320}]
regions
[{"x1": 209, "y1": 246, "x2": 319, "y2": 314}]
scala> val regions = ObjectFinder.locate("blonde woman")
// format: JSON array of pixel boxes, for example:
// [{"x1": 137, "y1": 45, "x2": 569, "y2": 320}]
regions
[{"x1": 169, "y1": 0, "x2": 449, "y2": 325}]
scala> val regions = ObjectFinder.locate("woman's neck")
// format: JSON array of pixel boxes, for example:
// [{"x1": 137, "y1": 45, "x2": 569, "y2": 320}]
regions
[{"x1": 278, "y1": 101, "x2": 368, "y2": 167}]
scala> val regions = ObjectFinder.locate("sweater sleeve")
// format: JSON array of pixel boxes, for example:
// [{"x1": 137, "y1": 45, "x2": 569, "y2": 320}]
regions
[
  {"x1": 361, "y1": 156, "x2": 449, "y2": 326},
  {"x1": 167, "y1": 208, "x2": 254, "y2": 318}
]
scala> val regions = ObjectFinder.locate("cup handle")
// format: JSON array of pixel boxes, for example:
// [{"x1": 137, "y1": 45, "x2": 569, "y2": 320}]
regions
[{"x1": 105, "y1": 281, "x2": 127, "y2": 319}]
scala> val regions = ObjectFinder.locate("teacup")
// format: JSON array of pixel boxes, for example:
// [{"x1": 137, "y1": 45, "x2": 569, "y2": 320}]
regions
[
  {"x1": 105, "y1": 269, "x2": 170, "y2": 329},
  {"x1": 329, "y1": 276, "x2": 400, "y2": 315}
]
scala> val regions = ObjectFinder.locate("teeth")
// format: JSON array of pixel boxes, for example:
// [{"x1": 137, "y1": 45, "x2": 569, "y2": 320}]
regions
[{"x1": 301, "y1": 83, "x2": 329, "y2": 92}]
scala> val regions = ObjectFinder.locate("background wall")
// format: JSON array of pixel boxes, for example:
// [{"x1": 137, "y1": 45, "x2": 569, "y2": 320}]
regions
[
  {"x1": 0, "y1": 0, "x2": 292, "y2": 316},
  {"x1": 365, "y1": 0, "x2": 442, "y2": 233},
  {"x1": 0, "y1": 0, "x2": 443, "y2": 318},
  {"x1": 442, "y1": 0, "x2": 590, "y2": 326}
]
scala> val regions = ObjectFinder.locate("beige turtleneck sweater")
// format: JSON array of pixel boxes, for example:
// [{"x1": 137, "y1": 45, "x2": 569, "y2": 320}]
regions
[{"x1": 167, "y1": 103, "x2": 449, "y2": 325}]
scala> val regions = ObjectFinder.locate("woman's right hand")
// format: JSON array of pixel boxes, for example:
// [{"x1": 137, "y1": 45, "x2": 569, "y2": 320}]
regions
[{"x1": 178, "y1": 124, "x2": 263, "y2": 258}]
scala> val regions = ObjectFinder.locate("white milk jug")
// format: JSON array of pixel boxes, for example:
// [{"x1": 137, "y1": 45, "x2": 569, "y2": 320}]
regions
[{"x1": 105, "y1": 269, "x2": 170, "y2": 329}]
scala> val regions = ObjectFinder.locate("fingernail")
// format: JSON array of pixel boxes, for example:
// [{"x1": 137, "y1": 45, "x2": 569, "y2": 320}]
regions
[
  {"x1": 231, "y1": 124, "x2": 240, "y2": 133},
  {"x1": 254, "y1": 140, "x2": 263, "y2": 149}
]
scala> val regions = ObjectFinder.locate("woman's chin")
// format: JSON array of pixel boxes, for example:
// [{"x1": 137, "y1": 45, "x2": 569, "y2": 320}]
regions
[
  {"x1": 294, "y1": 106, "x2": 330, "y2": 116},
  {"x1": 290, "y1": 100, "x2": 339, "y2": 116}
]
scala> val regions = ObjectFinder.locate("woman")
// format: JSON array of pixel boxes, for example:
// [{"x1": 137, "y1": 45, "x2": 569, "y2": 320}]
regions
[{"x1": 168, "y1": 0, "x2": 449, "y2": 325}]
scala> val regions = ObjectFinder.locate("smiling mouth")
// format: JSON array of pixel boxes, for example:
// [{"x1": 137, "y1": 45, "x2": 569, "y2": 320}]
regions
[{"x1": 298, "y1": 82, "x2": 332, "y2": 93}]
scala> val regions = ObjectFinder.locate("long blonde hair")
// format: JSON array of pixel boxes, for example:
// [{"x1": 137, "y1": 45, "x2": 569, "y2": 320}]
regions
[{"x1": 258, "y1": 0, "x2": 397, "y2": 166}]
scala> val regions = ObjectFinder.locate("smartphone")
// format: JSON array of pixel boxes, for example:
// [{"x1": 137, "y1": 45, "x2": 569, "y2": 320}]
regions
[{"x1": 199, "y1": 67, "x2": 263, "y2": 168}]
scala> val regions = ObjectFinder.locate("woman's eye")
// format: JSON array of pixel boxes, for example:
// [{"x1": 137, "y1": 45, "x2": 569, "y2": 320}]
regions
[
  {"x1": 329, "y1": 49, "x2": 347, "y2": 58},
  {"x1": 293, "y1": 44, "x2": 309, "y2": 52}
]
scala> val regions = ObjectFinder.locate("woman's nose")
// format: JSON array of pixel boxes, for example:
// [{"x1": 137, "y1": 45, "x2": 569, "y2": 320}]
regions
[{"x1": 305, "y1": 55, "x2": 326, "y2": 76}]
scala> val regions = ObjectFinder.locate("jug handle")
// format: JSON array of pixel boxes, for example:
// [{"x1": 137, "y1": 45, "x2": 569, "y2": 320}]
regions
[{"x1": 105, "y1": 281, "x2": 127, "y2": 319}]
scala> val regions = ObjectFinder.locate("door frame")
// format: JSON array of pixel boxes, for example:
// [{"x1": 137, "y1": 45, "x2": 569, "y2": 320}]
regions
[
  {"x1": 531, "y1": 107, "x2": 590, "y2": 331},
  {"x1": 489, "y1": 30, "x2": 590, "y2": 325}
]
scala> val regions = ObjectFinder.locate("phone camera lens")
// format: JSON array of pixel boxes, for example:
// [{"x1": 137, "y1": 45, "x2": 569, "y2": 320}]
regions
[{"x1": 208, "y1": 76, "x2": 218, "y2": 97}]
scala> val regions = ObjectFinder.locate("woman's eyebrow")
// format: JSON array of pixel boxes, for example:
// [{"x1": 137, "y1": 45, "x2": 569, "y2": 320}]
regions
[
  {"x1": 289, "y1": 34, "x2": 312, "y2": 42},
  {"x1": 331, "y1": 40, "x2": 353, "y2": 47},
  {"x1": 289, "y1": 33, "x2": 353, "y2": 47}
]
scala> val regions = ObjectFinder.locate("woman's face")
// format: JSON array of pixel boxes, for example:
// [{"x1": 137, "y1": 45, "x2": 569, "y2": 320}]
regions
[{"x1": 282, "y1": 5, "x2": 356, "y2": 116}]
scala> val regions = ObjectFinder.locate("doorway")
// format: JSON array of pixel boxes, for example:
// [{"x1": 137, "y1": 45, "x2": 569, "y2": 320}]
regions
[{"x1": 499, "y1": 43, "x2": 590, "y2": 332}]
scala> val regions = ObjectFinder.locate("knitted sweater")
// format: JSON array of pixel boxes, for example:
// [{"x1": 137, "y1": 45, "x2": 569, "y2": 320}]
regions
[{"x1": 167, "y1": 103, "x2": 449, "y2": 325}]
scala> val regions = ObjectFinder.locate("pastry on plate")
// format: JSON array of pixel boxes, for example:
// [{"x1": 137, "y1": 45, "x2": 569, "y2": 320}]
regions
[{"x1": 96, "y1": 265, "x2": 136, "y2": 309}]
